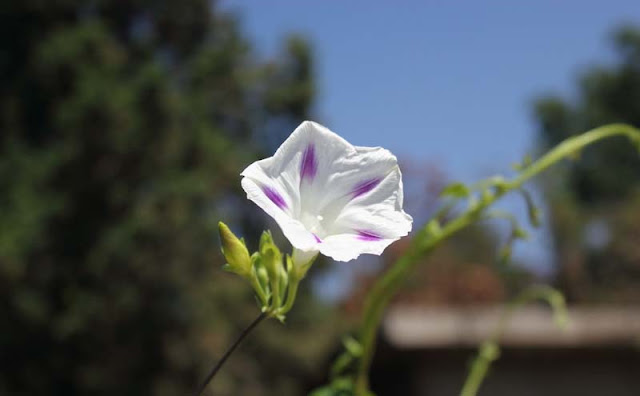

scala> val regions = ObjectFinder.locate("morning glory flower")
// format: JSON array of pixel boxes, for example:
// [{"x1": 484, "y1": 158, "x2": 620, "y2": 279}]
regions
[{"x1": 241, "y1": 121, "x2": 413, "y2": 263}]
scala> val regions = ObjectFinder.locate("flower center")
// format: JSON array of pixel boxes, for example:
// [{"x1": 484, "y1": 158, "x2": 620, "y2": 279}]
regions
[{"x1": 299, "y1": 212, "x2": 329, "y2": 239}]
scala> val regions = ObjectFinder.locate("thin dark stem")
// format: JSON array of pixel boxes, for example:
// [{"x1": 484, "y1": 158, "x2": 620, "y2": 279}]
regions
[{"x1": 194, "y1": 312, "x2": 267, "y2": 396}]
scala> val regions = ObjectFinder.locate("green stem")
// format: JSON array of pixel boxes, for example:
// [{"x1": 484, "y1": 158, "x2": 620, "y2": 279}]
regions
[
  {"x1": 459, "y1": 341, "x2": 499, "y2": 396},
  {"x1": 278, "y1": 277, "x2": 300, "y2": 315},
  {"x1": 249, "y1": 275, "x2": 269, "y2": 306},
  {"x1": 459, "y1": 285, "x2": 567, "y2": 396},
  {"x1": 269, "y1": 274, "x2": 281, "y2": 312},
  {"x1": 354, "y1": 123, "x2": 640, "y2": 395}
]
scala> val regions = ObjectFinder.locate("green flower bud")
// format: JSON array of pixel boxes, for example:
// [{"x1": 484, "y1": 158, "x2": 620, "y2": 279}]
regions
[
  {"x1": 259, "y1": 231, "x2": 282, "y2": 279},
  {"x1": 278, "y1": 261, "x2": 289, "y2": 302},
  {"x1": 218, "y1": 222, "x2": 251, "y2": 278},
  {"x1": 252, "y1": 252, "x2": 270, "y2": 297},
  {"x1": 258, "y1": 230, "x2": 285, "y2": 312}
]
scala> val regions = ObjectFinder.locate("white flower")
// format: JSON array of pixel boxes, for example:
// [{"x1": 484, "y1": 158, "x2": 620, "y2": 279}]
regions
[{"x1": 241, "y1": 121, "x2": 413, "y2": 262}]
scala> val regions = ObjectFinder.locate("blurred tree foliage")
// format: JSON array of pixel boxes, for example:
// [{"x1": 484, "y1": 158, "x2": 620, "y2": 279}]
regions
[
  {"x1": 0, "y1": 1, "x2": 340, "y2": 395},
  {"x1": 534, "y1": 25, "x2": 640, "y2": 302}
]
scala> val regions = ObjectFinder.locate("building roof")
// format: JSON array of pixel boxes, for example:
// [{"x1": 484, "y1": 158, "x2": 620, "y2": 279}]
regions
[{"x1": 383, "y1": 306, "x2": 640, "y2": 348}]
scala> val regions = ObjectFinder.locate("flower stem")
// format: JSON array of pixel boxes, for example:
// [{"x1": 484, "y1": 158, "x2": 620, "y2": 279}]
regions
[
  {"x1": 250, "y1": 275, "x2": 269, "y2": 306},
  {"x1": 278, "y1": 277, "x2": 300, "y2": 315},
  {"x1": 459, "y1": 285, "x2": 567, "y2": 396},
  {"x1": 353, "y1": 123, "x2": 640, "y2": 395},
  {"x1": 194, "y1": 312, "x2": 267, "y2": 396}
]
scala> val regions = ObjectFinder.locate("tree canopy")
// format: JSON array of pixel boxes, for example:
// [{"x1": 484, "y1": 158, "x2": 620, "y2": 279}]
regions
[
  {"x1": 0, "y1": 2, "x2": 337, "y2": 395},
  {"x1": 534, "y1": 25, "x2": 640, "y2": 302}
]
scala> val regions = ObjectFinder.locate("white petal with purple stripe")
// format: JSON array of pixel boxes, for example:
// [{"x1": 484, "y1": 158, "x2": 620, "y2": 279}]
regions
[{"x1": 241, "y1": 121, "x2": 413, "y2": 262}]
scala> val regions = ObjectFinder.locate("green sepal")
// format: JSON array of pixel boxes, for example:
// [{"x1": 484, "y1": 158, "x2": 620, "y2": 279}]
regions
[
  {"x1": 259, "y1": 230, "x2": 283, "y2": 311},
  {"x1": 252, "y1": 252, "x2": 270, "y2": 299},
  {"x1": 259, "y1": 230, "x2": 282, "y2": 277},
  {"x1": 218, "y1": 221, "x2": 252, "y2": 278},
  {"x1": 278, "y1": 260, "x2": 289, "y2": 305},
  {"x1": 249, "y1": 252, "x2": 270, "y2": 307},
  {"x1": 290, "y1": 250, "x2": 318, "y2": 280}
]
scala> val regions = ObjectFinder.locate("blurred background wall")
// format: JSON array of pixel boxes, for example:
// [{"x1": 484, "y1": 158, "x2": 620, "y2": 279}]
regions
[{"x1": 1, "y1": 1, "x2": 640, "y2": 395}]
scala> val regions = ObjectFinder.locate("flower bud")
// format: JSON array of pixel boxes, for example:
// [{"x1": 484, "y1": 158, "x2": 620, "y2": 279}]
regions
[
  {"x1": 218, "y1": 222, "x2": 251, "y2": 278},
  {"x1": 252, "y1": 252, "x2": 270, "y2": 296},
  {"x1": 259, "y1": 231, "x2": 282, "y2": 279}
]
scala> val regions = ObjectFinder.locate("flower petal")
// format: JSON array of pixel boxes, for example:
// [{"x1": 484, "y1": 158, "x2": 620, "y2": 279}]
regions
[
  {"x1": 241, "y1": 120, "x2": 412, "y2": 259},
  {"x1": 319, "y1": 164, "x2": 412, "y2": 261},
  {"x1": 319, "y1": 204, "x2": 412, "y2": 261},
  {"x1": 262, "y1": 121, "x2": 355, "y2": 185},
  {"x1": 318, "y1": 216, "x2": 411, "y2": 261},
  {"x1": 319, "y1": 153, "x2": 410, "y2": 229},
  {"x1": 319, "y1": 233, "x2": 396, "y2": 262},
  {"x1": 241, "y1": 165, "x2": 318, "y2": 251},
  {"x1": 306, "y1": 145, "x2": 403, "y2": 225},
  {"x1": 241, "y1": 121, "x2": 355, "y2": 247}
]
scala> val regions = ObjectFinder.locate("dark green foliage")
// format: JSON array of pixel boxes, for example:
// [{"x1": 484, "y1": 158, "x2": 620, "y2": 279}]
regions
[
  {"x1": 0, "y1": 2, "x2": 334, "y2": 395},
  {"x1": 534, "y1": 25, "x2": 640, "y2": 204},
  {"x1": 533, "y1": 25, "x2": 640, "y2": 302}
]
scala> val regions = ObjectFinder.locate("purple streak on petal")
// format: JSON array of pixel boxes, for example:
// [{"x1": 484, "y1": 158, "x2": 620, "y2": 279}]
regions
[
  {"x1": 313, "y1": 233, "x2": 322, "y2": 243},
  {"x1": 352, "y1": 177, "x2": 382, "y2": 198},
  {"x1": 262, "y1": 186, "x2": 287, "y2": 209},
  {"x1": 356, "y1": 230, "x2": 382, "y2": 241},
  {"x1": 300, "y1": 144, "x2": 317, "y2": 182}
]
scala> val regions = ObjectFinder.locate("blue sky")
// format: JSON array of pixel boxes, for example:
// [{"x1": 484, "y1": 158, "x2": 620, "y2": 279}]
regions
[{"x1": 221, "y1": 0, "x2": 640, "y2": 297}]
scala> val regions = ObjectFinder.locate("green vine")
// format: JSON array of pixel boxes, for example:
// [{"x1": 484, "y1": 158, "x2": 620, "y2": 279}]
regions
[
  {"x1": 349, "y1": 123, "x2": 640, "y2": 395},
  {"x1": 459, "y1": 285, "x2": 568, "y2": 396}
]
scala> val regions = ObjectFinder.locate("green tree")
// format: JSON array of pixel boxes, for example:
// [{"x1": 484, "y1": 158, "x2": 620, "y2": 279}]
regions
[
  {"x1": 0, "y1": 2, "x2": 336, "y2": 395},
  {"x1": 534, "y1": 25, "x2": 640, "y2": 302}
]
